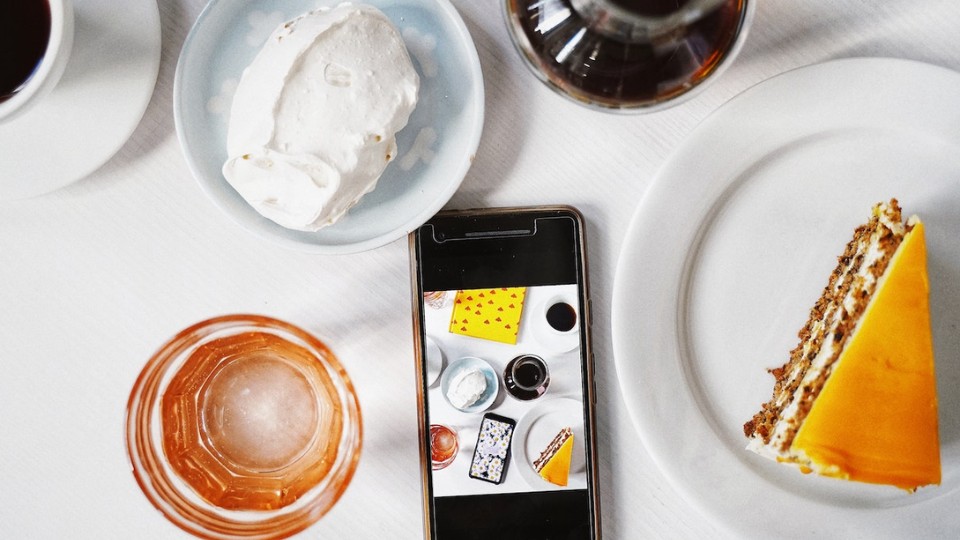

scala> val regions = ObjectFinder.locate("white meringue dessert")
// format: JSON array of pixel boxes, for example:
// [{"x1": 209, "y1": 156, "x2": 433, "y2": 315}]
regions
[{"x1": 222, "y1": 4, "x2": 419, "y2": 231}]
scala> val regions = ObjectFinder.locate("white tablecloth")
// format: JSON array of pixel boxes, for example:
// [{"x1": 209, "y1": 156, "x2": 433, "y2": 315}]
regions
[{"x1": 3, "y1": 1, "x2": 959, "y2": 538}]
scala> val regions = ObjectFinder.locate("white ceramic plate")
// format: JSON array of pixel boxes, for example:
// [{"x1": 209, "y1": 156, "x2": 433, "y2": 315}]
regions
[
  {"x1": 612, "y1": 58, "x2": 960, "y2": 538},
  {"x1": 425, "y1": 335, "x2": 444, "y2": 388},
  {"x1": 512, "y1": 397, "x2": 587, "y2": 490},
  {"x1": 174, "y1": 0, "x2": 483, "y2": 253},
  {"x1": 0, "y1": 0, "x2": 161, "y2": 200}
]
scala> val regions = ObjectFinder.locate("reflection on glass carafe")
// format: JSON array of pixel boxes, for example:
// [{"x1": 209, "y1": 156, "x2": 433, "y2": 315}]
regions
[{"x1": 503, "y1": 0, "x2": 754, "y2": 111}]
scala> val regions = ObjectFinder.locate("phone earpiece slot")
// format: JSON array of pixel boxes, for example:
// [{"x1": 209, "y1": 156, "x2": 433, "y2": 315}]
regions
[{"x1": 464, "y1": 228, "x2": 533, "y2": 238}]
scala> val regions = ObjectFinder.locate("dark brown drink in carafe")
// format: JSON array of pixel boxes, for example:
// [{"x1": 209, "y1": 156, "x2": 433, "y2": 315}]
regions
[{"x1": 507, "y1": 0, "x2": 748, "y2": 108}]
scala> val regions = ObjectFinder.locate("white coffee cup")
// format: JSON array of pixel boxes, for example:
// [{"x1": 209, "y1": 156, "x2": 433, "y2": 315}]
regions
[{"x1": 0, "y1": 0, "x2": 75, "y2": 123}]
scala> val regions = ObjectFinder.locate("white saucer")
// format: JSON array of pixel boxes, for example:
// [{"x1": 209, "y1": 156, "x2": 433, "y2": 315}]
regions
[
  {"x1": 0, "y1": 0, "x2": 161, "y2": 200},
  {"x1": 174, "y1": 0, "x2": 484, "y2": 253}
]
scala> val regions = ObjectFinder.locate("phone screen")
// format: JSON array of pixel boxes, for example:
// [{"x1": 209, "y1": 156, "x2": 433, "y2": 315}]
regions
[
  {"x1": 412, "y1": 208, "x2": 598, "y2": 540},
  {"x1": 469, "y1": 413, "x2": 516, "y2": 484}
]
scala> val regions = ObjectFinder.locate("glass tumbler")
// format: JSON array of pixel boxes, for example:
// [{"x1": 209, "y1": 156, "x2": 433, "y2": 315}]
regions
[
  {"x1": 126, "y1": 314, "x2": 362, "y2": 539},
  {"x1": 430, "y1": 424, "x2": 460, "y2": 470}
]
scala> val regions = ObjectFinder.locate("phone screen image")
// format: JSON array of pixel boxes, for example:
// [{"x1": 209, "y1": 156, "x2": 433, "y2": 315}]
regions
[
  {"x1": 413, "y1": 209, "x2": 599, "y2": 540},
  {"x1": 469, "y1": 413, "x2": 515, "y2": 484}
]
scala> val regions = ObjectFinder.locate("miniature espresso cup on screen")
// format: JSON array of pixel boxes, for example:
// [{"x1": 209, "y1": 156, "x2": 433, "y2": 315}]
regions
[
  {"x1": 0, "y1": 0, "x2": 75, "y2": 123},
  {"x1": 544, "y1": 296, "x2": 578, "y2": 334}
]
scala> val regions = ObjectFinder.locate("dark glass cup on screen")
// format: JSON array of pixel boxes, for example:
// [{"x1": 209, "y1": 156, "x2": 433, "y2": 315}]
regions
[
  {"x1": 503, "y1": 0, "x2": 754, "y2": 112},
  {"x1": 504, "y1": 354, "x2": 551, "y2": 400}
]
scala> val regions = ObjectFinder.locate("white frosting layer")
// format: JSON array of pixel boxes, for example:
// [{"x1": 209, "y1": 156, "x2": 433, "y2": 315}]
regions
[{"x1": 222, "y1": 4, "x2": 419, "y2": 231}]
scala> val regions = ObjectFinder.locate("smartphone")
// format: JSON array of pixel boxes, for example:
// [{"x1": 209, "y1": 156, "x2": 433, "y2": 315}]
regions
[
  {"x1": 469, "y1": 413, "x2": 516, "y2": 485},
  {"x1": 410, "y1": 206, "x2": 600, "y2": 540}
]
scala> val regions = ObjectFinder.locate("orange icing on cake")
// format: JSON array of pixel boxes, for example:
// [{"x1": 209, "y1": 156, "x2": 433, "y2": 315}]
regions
[
  {"x1": 792, "y1": 221, "x2": 940, "y2": 489},
  {"x1": 538, "y1": 435, "x2": 573, "y2": 487}
]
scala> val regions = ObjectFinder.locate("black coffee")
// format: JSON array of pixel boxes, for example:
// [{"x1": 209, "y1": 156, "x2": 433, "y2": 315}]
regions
[
  {"x1": 0, "y1": 1, "x2": 52, "y2": 101},
  {"x1": 505, "y1": 355, "x2": 549, "y2": 400},
  {"x1": 546, "y1": 302, "x2": 577, "y2": 332},
  {"x1": 507, "y1": 0, "x2": 747, "y2": 107},
  {"x1": 514, "y1": 360, "x2": 545, "y2": 388}
]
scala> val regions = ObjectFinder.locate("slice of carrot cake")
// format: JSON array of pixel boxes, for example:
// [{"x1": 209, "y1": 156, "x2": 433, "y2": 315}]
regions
[
  {"x1": 743, "y1": 199, "x2": 940, "y2": 491},
  {"x1": 534, "y1": 427, "x2": 573, "y2": 487}
]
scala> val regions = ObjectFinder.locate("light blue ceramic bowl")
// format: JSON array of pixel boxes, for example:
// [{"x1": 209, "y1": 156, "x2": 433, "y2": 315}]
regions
[
  {"x1": 440, "y1": 356, "x2": 499, "y2": 413},
  {"x1": 174, "y1": 0, "x2": 484, "y2": 253}
]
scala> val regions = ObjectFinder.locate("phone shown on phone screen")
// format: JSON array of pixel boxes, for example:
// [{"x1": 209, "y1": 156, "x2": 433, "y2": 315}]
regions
[{"x1": 410, "y1": 206, "x2": 600, "y2": 540}]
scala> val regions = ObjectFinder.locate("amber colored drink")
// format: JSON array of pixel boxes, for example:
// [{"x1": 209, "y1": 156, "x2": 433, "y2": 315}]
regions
[
  {"x1": 161, "y1": 331, "x2": 343, "y2": 510},
  {"x1": 430, "y1": 424, "x2": 459, "y2": 470},
  {"x1": 127, "y1": 315, "x2": 361, "y2": 539}
]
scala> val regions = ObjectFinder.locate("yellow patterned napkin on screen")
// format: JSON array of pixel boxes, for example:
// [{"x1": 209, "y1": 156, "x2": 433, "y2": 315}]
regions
[{"x1": 449, "y1": 288, "x2": 526, "y2": 344}]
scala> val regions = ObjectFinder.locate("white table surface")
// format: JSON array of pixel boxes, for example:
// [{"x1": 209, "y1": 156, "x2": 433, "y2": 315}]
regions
[{"x1": 3, "y1": 1, "x2": 960, "y2": 538}]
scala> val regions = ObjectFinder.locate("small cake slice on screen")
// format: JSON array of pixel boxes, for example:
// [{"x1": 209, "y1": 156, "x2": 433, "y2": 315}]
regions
[
  {"x1": 743, "y1": 199, "x2": 940, "y2": 491},
  {"x1": 534, "y1": 427, "x2": 574, "y2": 486}
]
